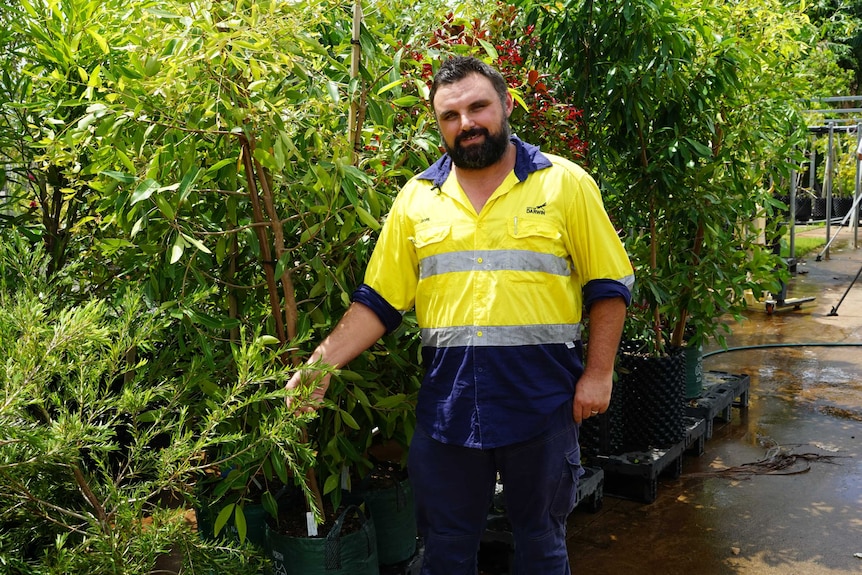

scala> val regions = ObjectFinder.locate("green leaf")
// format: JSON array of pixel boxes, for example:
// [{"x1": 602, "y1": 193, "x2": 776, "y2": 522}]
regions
[
  {"x1": 130, "y1": 216, "x2": 146, "y2": 238},
  {"x1": 103, "y1": 171, "x2": 136, "y2": 184},
  {"x1": 377, "y1": 78, "x2": 404, "y2": 95},
  {"x1": 261, "y1": 491, "x2": 279, "y2": 520},
  {"x1": 353, "y1": 386, "x2": 370, "y2": 407},
  {"x1": 478, "y1": 39, "x2": 498, "y2": 60},
  {"x1": 339, "y1": 409, "x2": 360, "y2": 430},
  {"x1": 154, "y1": 194, "x2": 175, "y2": 220},
  {"x1": 234, "y1": 506, "x2": 247, "y2": 543},
  {"x1": 214, "y1": 504, "x2": 235, "y2": 537},
  {"x1": 178, "y1": 167, "x2": 202, "y2": 204},
  {"x1": 510, "y1": 89, "x2": 528, "y2": 112},
  {"x1": 354, "y1": 205, "x2": 380, "y2": 231},
  {"x1": 274, "y1": 251, "x2": 292, "y2": 279},
  {"x1": 131, "y1": 179, "x2": 159, "y2": 205},
  {"x1": 271, "y1": 452, "x2": 288, "y2": 483},
  {"x1": 188, "y1": 310, "x2": 240, "y2": 330},
  {"x1": 20, "y1": 0, "x2": 38, "y2": 18},
  {"x1": 323, "y1": 473, "x2": 339, "y2": 495},
  {"x1": 86, "y1": 28, "x2": 109, "y2": 54},
  {"x1": 326, "y1": 80, "x2": 340, "y2": 103},
  {"x1": 683, "y1": 137, "x2": 713, "y2": 157},
  {"x1": 392, "y1": 96, "x2": 421, "y2": 107},
  {"x1": 180, "y1": 232, "x2": 212, "y2": 254},
  {"x1": 145, "y1": 8, "x2": 182, "y2": 18},
  {"x1": 374, "y1": 394, "x2": 408, "y2": 409},
  {"x1": 169, "y1": 235, "x2": 184, "y2": 264},
  {"x1": 206, "y1": 158, "x2": 236, "y2": 173},
  {"x1": 337, "y1": 370, "x2": 364, "y2": 382}
]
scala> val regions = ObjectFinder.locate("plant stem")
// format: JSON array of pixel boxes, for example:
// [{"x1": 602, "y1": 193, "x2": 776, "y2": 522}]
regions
[{"x1": 239, "y1": 135, "x2": 288, "y2": 353}]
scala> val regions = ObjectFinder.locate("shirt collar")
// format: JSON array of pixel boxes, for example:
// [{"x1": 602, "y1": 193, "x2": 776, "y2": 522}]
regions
[{"x1": 416, "y1": 135, "x2": 553, "y2": 188}]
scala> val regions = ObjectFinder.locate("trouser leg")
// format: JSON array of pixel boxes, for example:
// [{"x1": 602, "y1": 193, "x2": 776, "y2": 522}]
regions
[
  {"x1": 408, "y1": 426, "x2": 497, "y2": 575},
  {"x1": 498, "y1": 402, "x2": 583, "y2": 575}
]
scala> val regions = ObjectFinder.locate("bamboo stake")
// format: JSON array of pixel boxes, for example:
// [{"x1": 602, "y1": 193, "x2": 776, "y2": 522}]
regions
[{"x1": 348, "y1": 1, "x2": 362, "y2": 164}]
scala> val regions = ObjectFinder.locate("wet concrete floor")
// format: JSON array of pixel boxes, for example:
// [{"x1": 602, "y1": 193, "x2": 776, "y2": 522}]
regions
[{"x1": 567, "y1": 238, "x2": 862, "y2": 574}]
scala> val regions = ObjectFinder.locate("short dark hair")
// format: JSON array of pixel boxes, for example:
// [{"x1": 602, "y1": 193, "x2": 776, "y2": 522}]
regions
[{"x1": 429, "y1": 56, "x2": 509, "y2": 111}]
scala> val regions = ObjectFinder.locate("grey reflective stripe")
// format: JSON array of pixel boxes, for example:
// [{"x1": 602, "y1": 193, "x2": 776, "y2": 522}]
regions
[
  {"x1": 419, "y1": 250, "x2": 570, "y2": 279},
  {"x1": 421, "y1": 324, "x2": 582, "y2": 348},
  {"x1": 619, "y1": 274, "x2": 635, "y2": 290}
]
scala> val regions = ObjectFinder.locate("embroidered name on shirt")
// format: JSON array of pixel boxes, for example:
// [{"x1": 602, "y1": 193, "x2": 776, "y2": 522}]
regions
[{"x1": 526, "y1": 202, "x2": 547, "y2": 215}]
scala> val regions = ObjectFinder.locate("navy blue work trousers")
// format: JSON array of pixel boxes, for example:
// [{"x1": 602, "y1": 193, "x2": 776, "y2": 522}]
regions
[{"x1": 408, "y1": 402, "x2": 583, "y2": 575}]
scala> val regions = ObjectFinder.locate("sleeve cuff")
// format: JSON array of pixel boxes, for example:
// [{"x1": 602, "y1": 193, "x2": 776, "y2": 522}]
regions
[
  {"x1": 350, "y1": 284, "x2": 404, "y2": 334},
  {"x1": 583, "y1": 278, "x2": 633, "y2": 310}
]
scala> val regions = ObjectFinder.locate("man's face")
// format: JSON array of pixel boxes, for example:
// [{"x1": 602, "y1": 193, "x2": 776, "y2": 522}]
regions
[{"x1": 432, "y1": 73, "x2": 513, "y2": 170}]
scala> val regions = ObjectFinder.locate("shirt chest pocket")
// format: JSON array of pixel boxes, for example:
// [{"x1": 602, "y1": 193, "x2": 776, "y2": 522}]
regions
[
  {"x1": 410, "y1": 224, "x2": 451, "y2": 252},
  {"x1": 505, "y1": 217, "x2": 570, "y2": 281},
  {"x1": 507, "y1": 217, "x2": 562, "y2": 247}
]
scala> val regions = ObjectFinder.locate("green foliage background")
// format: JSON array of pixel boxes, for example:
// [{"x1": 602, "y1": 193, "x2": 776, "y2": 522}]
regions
[{"x1": 0, "y1": 0, "x2": 858, "y2": 572}]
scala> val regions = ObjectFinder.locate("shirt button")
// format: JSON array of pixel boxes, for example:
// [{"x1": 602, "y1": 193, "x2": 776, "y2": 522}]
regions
[
  {"x1": 477, "y1": 257, "x2": 483, "y2": 264},
  {"x1": 477, "y1": 331, "x2": 483, "y2": 337}
]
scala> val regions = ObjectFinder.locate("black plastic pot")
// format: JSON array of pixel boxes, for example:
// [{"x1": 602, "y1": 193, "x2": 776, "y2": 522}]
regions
[
  {"x1": 833, "y1": 197, "x2": 853, "y2": 219},
  {"x1": 812, "y1": 197, "x2": 828, "y2": 221},
  {"x1": 794, "y1": 196, "x2": 812, "y2": 222},
  {"x1": 619, "y1": 344, "x2": 686, "y2": 451},
  {"x1": 581, "y1": 343, "x2": 686, "y2": 455}
]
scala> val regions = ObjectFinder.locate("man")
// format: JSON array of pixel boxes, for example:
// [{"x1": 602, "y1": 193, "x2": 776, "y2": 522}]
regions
[{"x1": 286, "y1": 56, "x2": 633, "y2": 574}]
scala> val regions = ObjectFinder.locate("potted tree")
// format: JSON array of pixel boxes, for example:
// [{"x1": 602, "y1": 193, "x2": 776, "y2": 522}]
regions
[
  {"x1": 522, "y1": 0, "x2": 821, "y2": 451},
  {"x1": 7, "y1": 0, "x2": 432, "y2": 568}
]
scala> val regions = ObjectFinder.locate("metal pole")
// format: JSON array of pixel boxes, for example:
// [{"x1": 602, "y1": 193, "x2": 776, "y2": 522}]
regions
[
  {"x1": 855, "y1": 123, "x2": 861, "y2": 249},
  {"x1": 789, "y1": 168, "x2": 797, "y2": 261},
  {"x1": 825, "y1": 122, "x2": 835, "y2": 259},
  {"x1": 827, "y1": 263, "x2": 862, "y2": 316},
  {"x1": 809, "y1": 146, "x2": 816, "y2": 193}
]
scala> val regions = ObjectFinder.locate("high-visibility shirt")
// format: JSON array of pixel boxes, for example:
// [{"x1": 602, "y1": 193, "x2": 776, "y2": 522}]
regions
[{"x1": 352, "y1": 136, "x2": 634, "y2": 448}]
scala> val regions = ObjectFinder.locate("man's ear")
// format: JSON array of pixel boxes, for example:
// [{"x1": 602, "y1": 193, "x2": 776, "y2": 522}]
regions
[{"x1": 504, "y1": 91, "x2": 515, "y2": 117}]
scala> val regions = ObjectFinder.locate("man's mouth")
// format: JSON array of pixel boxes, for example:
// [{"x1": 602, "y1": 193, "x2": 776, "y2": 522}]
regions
[{"x1": 457, "y1": 129, "x2": 487, "y2": 145}]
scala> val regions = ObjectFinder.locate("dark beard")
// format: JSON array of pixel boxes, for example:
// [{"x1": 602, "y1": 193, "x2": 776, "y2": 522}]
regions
[{"x1": 444, "y1": 124, "x2": 511, "y2": 169}]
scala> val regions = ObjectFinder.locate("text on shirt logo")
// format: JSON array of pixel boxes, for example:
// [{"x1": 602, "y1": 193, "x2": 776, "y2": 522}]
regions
[{"x1": 526, "y1": 202, "x2": 547, "y2": 215}]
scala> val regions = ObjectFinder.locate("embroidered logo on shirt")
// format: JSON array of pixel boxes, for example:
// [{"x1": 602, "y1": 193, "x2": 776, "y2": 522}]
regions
[{"x1": 526, "y1": 202, "x2": 547, "y2": 215}]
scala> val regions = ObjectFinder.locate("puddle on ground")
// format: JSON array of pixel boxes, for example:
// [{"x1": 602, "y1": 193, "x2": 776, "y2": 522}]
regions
[
  {"x1": 566, "y1": 255, "x2": 862, "y2": 575},
  {"x1": 709, "y1": 308, "x2": 862, "y2": 428}
]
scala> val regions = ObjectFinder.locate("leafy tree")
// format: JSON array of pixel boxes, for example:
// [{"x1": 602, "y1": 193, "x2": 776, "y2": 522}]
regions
[
  {"x1": 517, "y1": 0, "x2": 843, "y2": 355},
  {"x1": 2, "y1": 0, "x2": 523, "y2": 530},
  {"x1": 806, "y1": 0, "x2": 862, "y2": 94}
]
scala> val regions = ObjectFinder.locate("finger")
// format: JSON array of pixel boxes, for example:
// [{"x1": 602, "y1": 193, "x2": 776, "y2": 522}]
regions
[{"x1": 572, "y1": 404, "x2": 583, "y2": 425}]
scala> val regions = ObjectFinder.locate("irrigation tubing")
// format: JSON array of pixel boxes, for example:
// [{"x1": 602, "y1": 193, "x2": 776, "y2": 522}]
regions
[{"x1": 703, "y1": 342, "x2": 862, "y2": 359}]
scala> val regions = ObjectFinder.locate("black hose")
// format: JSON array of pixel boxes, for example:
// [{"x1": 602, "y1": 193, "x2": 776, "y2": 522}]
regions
[{"x1": 703, "y1": 342, "x2": 862, "y2": 359}]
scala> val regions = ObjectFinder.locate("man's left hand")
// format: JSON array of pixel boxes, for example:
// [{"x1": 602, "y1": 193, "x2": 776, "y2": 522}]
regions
[{"x1": 573, "y1": 371, "x2": 613, "y2": 424}]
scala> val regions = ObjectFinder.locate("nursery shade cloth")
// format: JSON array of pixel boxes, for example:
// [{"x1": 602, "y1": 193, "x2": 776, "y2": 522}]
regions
[{"x1": 353, "y1": 137, "x2": 633, "y2": 449}]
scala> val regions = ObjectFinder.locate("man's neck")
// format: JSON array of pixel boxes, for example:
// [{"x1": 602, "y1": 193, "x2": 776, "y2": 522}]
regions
[{"x1": 454, "y1": 143, "x2": 516, "y2": 214}]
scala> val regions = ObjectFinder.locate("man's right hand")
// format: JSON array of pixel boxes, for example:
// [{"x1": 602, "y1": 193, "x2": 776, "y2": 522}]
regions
[
  {"x1": 283, "y1": 301, "x2": 388, "y2": 414},
  {"x1": 285, "y1": 368, "x2": 332, "y2": 414}
]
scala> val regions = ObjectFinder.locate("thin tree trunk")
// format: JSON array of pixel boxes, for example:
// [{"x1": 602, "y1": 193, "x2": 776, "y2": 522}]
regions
[{"x1": 239, "y1": 136, "x2": 288, "y2": 351}]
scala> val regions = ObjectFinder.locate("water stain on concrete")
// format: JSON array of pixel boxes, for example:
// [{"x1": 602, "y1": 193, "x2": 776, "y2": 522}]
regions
[{"x1": 564, "y1": 246, "x2": 862, "y2": 575}]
